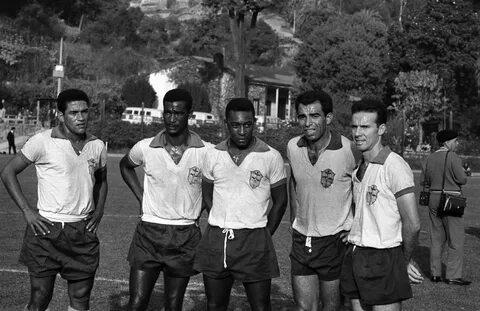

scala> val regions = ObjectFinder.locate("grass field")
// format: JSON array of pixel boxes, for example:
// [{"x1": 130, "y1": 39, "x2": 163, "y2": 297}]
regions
[{"x1": 1, "y1": 154, "x2": 480, "y2": 311}]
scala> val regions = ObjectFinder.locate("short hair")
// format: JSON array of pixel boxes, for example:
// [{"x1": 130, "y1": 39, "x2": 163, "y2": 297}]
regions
[
  {"x1": 295, "y1": 90, "x2": 333, "y2": 115},
  {"x1": 225, "y1": 98, "x2": 255, "y2": 119},
  {"x1": 351, "y1": 97, "x2": 387, "y2": 126},
  {"x1": 163, "y1": 88, "x2": 193, "y2": 111},
  {"x1": 11, "y1": 127, "x2": 15, "y2": 130},
  {"x1": 57, "y1": 89, "x2": 90, "y2": 114}
]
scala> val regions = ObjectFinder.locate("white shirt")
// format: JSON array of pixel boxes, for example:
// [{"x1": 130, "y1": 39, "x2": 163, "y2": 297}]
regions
[
  {"x1": 20, "y1": 128, "x2": 107, "y2": 222},
  {"x1": 348, "y1": 147, "x2": 415, "y2": 249},
  {"x1": 128, "y1": 130, "x2": 213, "y2": 225},
  {"x1": 203, "y1": 138, "x2": 287, "y2": 229},
  {"x1": 287, "y1": 132, "x2": 358, "y2": 237}
]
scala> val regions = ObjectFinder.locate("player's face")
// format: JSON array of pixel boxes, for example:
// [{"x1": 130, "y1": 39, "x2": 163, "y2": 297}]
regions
[
  {"x1": 226, "y1": 110, "x2": 255, "y2": 149},
  {"x1": 351, "y1": 111, "x2": 385, "y2": 153},
  {"x1": 297, "y1": 101, "x2": 332, "y2": 142},
  {"x1": 163, "y1": 101, "x2": 190, "y2": 136},
  {"x1": 59, "y1": 100, "x2": 89, "y2": 136}
]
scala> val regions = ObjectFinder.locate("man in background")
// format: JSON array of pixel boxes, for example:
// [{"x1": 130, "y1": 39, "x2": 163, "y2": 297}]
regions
[
  {"x1": 7, "y1": 126, "x2": 16, "y2": 154},
  {"x1": 423, "y1": 130, "x2": 470, "y2": 285}
]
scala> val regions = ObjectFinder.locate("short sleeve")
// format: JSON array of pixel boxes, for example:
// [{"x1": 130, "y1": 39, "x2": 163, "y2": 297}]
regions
[
  {"x1": 388, "y1": 156, "x2": 415, "y2": 197},
  {"x1": 128, "y1": 140, "x2": 145, "y2": 166},
  {"x1": 202, "y1": 149, "x2": 215, "y2": 182},
  {"x1": 98, "y1": 143, "x2": 107, "y2": 168},
  {"x1": 20, "y1": 133, "x2": 44, "y2": 163},
  {"x1": 269, "y1": 150, "x2": 286, "y2": 188}
]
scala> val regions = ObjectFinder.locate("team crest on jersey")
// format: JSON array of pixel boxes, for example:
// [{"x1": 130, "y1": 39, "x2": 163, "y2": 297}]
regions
[
  {"x1": 87, "y1": 158, "x2": 98, "y2": 176},
  {"x1": 249, "y1": 170, "x2": 263, "y2": 189},
  {"x1": 320, "y1": 169, "x2": 335, "y2": 188},
  {"x1": 366, "y1": 185, "x2": 379, "y2": 205},
  {"x1": 188, "y1": 166, "x2": 202, "y2": 185}
]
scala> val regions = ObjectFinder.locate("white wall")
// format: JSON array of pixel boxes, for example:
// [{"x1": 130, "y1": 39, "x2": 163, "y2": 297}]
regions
[{"x1": 148, "y1": 69, "x2": 177, "y2": 110}]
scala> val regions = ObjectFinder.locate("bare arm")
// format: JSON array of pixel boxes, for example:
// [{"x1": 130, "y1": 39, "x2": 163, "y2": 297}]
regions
[
  {"x1": 0, "y1": 155, "x2": 53, "y2": 235},
  {"x1": 288, "y1": 168, "x2": 297, "y2": 226},
  {"x1": 397, "y1": 192, "x2": 423, "y2": 283},
  {"x1": 86, "y1": 167, "x2": 108, "y2": 233},
  {"x1": 119, "y1": 154, "x2": 143, "y2": 209},
  {"x1": 267, "y1": 182, "x2": 288, "y2": 235},
  {"x1": 201, "y1": 179, "x2": 214, "y2": 214}
]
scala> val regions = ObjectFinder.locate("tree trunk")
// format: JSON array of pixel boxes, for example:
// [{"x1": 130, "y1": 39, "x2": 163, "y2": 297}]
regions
[
  {"x1": 418, "y1": 120, "x2": 424, "y2": 150},
  {"x1": 229, "y1": 9, "x2": 246, "y2": 97}
]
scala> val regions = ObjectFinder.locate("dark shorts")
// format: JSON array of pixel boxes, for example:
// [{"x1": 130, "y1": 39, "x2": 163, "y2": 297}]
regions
[
  {"x1": 128, "y1": 221, "x2": 201, "y2": 277},
  {"x1": 19, "y1": 220, "x2": 99, "y2": 280},
  {"x1": 290, "y1": 230, "x2": 346, "y2": 281},
  {"x1": 340, "y1": 245, "x2": 412, "y2": 306},
  {"x1": 194, "y1": 225, "x2": 280, "y2": 282}
]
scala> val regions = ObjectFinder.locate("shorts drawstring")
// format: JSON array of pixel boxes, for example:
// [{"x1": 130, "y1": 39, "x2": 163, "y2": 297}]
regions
[
  {"x1": 305, "y1": 236, "x2": 312, "y2": 253},
  {"x1": 222, "y1": 229, "x2": 235, "y2": 268}
]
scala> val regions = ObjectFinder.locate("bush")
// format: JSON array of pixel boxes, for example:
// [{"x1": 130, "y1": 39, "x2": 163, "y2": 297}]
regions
[{"x1": 90, "y1": 120, "x2": 303, "y2": 159}]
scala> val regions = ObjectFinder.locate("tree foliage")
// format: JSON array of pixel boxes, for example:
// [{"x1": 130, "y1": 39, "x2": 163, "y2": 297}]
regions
[
  {"x1": 392, "y1": 70, "x2": 445, "y2": 147},
  {"x1": 295, "y1": 9, "x2": 389, "y2": 97},
  {"x1": 388, "y1": 0, "x2": 480, "y2": 104},
  {"x1": 121, "y1": 75, "x2": 157, "y2": 108},
  {"x1": 80, "y1": 5, "x2": 144, "y2": 48}
]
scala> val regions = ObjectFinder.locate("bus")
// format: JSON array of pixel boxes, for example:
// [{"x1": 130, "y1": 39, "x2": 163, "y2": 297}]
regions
[
  {"x1": 121, "y1": 107, "x2": 163, "y2": 125},
  {"x1": 188, "y1": 111, "x2": 218, "y2": 127}
]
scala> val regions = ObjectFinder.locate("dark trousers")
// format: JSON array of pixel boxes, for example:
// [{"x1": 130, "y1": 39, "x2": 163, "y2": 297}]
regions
[
  {"x1": 429, "y1": 192, "x2": 465, "y2": 279},
  {"x1": 8, "y1": 143, "x2": 16, "y2": 154}
]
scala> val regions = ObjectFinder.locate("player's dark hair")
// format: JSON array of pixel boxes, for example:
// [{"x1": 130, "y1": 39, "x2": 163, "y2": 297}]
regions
[
  {"x1": 57, "y1": 89, "x2": 90, "y2": 114},
  {"x1": 225, "y1": 98, "x2": 255, "y2": 120},
  {"x1": 295, "y1": 90, "x2": 333, "y2": 115},
  {"x1": 163, "y1": 88, "x2": 193, "y2": 111},
  {"x1": 351, "y1": 97, "x2": 387, "y2": 126}
]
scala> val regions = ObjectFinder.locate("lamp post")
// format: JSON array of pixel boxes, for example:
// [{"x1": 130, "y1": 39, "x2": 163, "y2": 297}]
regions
[{"x1": 52, "y1": 38, "x2": 64, "y2": 97}]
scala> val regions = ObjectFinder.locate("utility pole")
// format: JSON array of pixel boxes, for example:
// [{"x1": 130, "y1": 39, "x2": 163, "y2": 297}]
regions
[
  {"x1": 52, "y1": 37, "x2": 64, "y2": 97},
  {"x1": 141, "y1": 102, "x2": 145, "y2": 139}
]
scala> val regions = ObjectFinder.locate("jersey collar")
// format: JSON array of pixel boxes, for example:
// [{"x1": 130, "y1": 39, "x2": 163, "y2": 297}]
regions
[
  {"x1": 51, "y1": 126, "x2": 97, "y2": 142},
  {"x1": 149, "y1": 130, "x2": 205, "y2": 148},
  {"x1": 215, "y1": 136, "x2": 270, "y2": 153},
  {"x1": 297, "y1": 130, "x2": 342, "y2": 150},
  {"x1": 369, "y1": 146, "x2": 392, "y2": 165}
]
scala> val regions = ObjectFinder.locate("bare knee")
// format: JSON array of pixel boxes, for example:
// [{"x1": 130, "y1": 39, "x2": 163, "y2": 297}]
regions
[
  {"x1": 68, "y1": 280, "x2": 94, "y2": 310},
  {"x1": 29, "y1": 285, "x2": 53, "y2": 311},
  {"x1": 294, "y1": 297, "x2": 318, "y2": 311},
  {"x1": 128, "y1": 291, "x2": 151, "y2": 311}
]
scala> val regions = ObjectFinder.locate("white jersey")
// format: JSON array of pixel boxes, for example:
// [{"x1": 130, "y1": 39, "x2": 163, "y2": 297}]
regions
[
  {"x1": 128, "y1": 130, "x2": 213, "y2": 225},
  {"x1": 20, "y1": 128, "x2": 107, "y2": 222},
  {"x1": 203, "y1": 138, "x2": 287, "y2": 229}
]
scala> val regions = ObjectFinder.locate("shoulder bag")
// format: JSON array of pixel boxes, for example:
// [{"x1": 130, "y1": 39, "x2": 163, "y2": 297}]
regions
[
  {"x1": 419, "y1": 160, "x2": 430, "y2": 206},
  {"x1": 438, "y1": 151, "x2": 467, "y2": 217}
]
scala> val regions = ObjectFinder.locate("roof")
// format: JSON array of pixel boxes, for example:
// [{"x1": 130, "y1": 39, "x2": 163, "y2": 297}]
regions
[{"x1": 191, "y1": 56, "x2": 295, "y2": 88}]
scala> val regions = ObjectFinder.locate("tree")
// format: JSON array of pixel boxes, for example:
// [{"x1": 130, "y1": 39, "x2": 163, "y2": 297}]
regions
[
  {"x1": 392, "y1": 70, "x2": 446, "y2": 152},
  {"x1": 388, "y1": 0, "x2": 480, "y2": 109},
  {"x1": 178, "y1": 81, "x2": 211, "y2": 112},
  {"x1": 121, "y1": 75, "x2": 157, "y2": 108},
  {"x1": 202, "y1": 0, "x2": 273, "y2": 96},
  {"x1": 295, "y1": 9, "x2": 389, "y2": 97}
]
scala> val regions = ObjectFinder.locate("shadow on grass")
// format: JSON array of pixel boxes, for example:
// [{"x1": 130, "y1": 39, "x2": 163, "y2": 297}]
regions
[{"x1": 465, "y1": 226, "x2": 480, "y2": 239}]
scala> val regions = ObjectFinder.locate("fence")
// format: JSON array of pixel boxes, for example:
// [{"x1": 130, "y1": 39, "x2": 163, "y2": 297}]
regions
[{"x1": 0, "y1": 115, "x2": 43, "y2": 143}]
